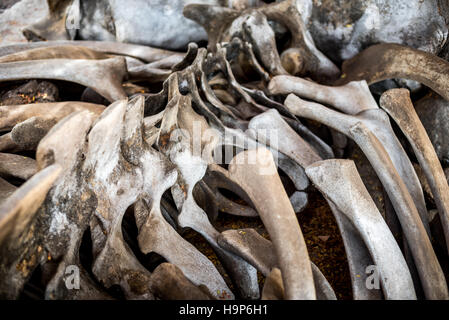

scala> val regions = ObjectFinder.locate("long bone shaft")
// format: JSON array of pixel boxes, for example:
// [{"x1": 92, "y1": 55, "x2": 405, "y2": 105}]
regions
[
  {"x1": 285, "y1": 94, "x2": 448, "y2": 299},
  {"x1": 380, "y1": 89, "x2": 449, "y2": 256},
  {"x1": 284, "y1": 94, "x2": 429, "y2": 234},
  {"x1": 246, "y1": 108, "x2": 384, "y2": 299},
  {"x1": 228, "y1": 148, "x2": 316, "y2": 300},
  {"x1": 217, "y1": 228, "x2": 337, "y2": 300},
  {"x1": 306, "y1": 159, "x2": 416, "y2": 299},
  {"x1": 0, "y1": 58, "x2": 127, "y2": 102},
  {"x1": 268, "y1": 75, "x2": 378, "y2": 115},
  {"x1": 335, "y1": 43, "x2": 449, "y2": 102}
]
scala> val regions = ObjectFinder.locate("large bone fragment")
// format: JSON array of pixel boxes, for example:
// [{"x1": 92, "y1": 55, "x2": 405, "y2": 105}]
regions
[
  {"x1": 380, "y1": 89, "x2": 449, "y2": 256},
  {"x1": 0, "y1": 57, "x2": 127, "y2": 102},
  {"x1": 228, "y1": 148, "x2": 316, "y2": 300}
]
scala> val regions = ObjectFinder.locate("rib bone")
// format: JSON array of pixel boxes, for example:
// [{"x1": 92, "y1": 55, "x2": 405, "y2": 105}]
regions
[{"x1": 379, "y1": 89, "x2": 449, "y2": 256}]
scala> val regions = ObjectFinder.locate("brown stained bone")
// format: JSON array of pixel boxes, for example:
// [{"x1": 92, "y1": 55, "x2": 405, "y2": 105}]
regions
[
  {"x1": 0, "y1": 40, "x2": 183, "y2": 64},
  {"x1": 0, "y1": 153, "x2": 37, "y2": 181},
  {"x1": 0, "y1": 45, "x2": 111, "y2": 63},
  {"x1": 217, "y1": 228, "x2": 337, "y2": 300},
  {"x1": 149, "y1": 263, "x2": 214, "y2": 300},
  {"x1": 306, "y1": 159, "x2": 416, "y2": 300},
  {"x1": 0, "y1": 164, "x2": 61, "y2": 299},
  {"x1": 22, "y1": 0, "x2": 75, "y2": 41},
  {"x1": 183, "y1": 0, "x2": 339, "y2": 81},
  {"x1": 336, "y1": 43, "x2": 449, "y2": 102},
  {"x1": 0, "y1": 102, "x2": 105, "y2": 133},
  {"x1": 0, "y1": 57, "x2": 127, "y2": 102},
  {"x1": 228, "y1": 148, "x2": 316, "y2": 300},
  {"x1": 245, "y1": 108, "x2": 380, "y2": 299},
  {"x1": 380, "y1": 89, "x2": 449, "y2": 256}
]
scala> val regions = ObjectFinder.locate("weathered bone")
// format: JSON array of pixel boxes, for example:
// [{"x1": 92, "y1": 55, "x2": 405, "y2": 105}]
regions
[
  {"x1": 0, "y1": 164, "x2": 61, "y2": 298},
  {"x1": 184, "y1": 0, "x2": 339, "y2": 81},
  {"x1": 269, "y1": 75, "x2": 378, "y2": 115},
  {"x1": 0, "y1": 57, "x2": 127, "y2": 102},
  {"x1": 336, "y1": 43, "x2": 449, "y2": 102},
  {"x1": 246, "y1": 108, "x2": 381, "y2": 299},
  {"x1": 149, "y1": 263, "x2": 214, "y2": 300},
  {"x1": 0, "y1": 153, "x2": 37, "y2": 181},
  {"x1": 227, "y1": 148, "x2": 315, "y2": 300},
  {"x1": 217, "y1": 228, "x2": 337, "y2": 300},
  {"x1": 159, "y1": 103, "x2": 256, "y2": 299},
  {"x1": 0, "y1": 40, "x2": 183, "y2": 63},
  {"x1": 0, "y1": 177, "x2": 16, "y2": 205},
  {"x1": 261, "y1": 267, "x2": 284, "y2": 300},
  {"x1": 379, "y1": 89, "x2": 449, "y2": 256},
  {"x1": 0, "y1": 101, "x2": 104, "y2": 133},
  {"x1": 285, "y1": 93, "x2": 448, "y2": 299},
  {"x1": 134, "y1": 189, "x2": 232, "y2": 297},
  {"x1": 284, "y1": 94, "x2": 430, "y2": 234},
  {"x1": 306, "y1": 159, "x2": 416, "y2": 300}
]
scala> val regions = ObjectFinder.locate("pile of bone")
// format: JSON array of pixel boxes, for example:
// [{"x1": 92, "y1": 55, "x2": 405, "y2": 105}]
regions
[{"x1": 1, "y1": 0, "x2": 449, "y2": 300}]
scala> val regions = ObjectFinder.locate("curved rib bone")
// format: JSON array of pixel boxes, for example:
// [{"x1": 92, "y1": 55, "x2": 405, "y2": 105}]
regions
[
  {"x1": 268, "y1": 75, "x2": 378, "y2": 115},
  {"x1": 306, "y1": 159, "x2": 416, "y2": 300},
  {"x1": 380, "y1": 89, "x2": 449, "y2": 256},
  {"x1": 284, "y1": 94, "x2": 430, "y2": 234},
  {"x1": 0, "y1": 164, "x2": 61, "y2": 298},
  {"x1": 245, "y1": 108, "x2": 379, "y2": 299},
  {"x1": 217, "y1": 228, "x2": 337, "y2": 300},
  {"x1": 0, "y1": 153, "x2": 37, "y2": 181},
  {"x1": 0, "y1": 102, "x2": 105, "y2": 133},
  {"x1": 0, "y1": 57, "x2": 127, "y2": 102},
  {"x1": 336, "y1": 43, "x2": 449, "y2": 102},
  {"x1": 227, "y1": 148, "x2": 316, "y2": 300}
]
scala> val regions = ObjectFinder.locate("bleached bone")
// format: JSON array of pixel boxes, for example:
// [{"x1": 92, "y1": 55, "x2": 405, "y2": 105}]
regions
[
  {"x1": 149, "y1": 263, "x2": 214, "y2": 300},
  {"x1": 336, "y1": 43, "x2": 449, "y2": 102},
  {"x1": 380, "y1": 89, "x2": 449, "y2": 256},
  {"x1": 268, "y1": 75, "x2": 378, "y2": 115},
  {"x1": 217, "y1": 228, "x2": 337, "y2": 300},
  {"x1": 0, "y1": 164, "x2": 61, "y2": 299},
  {"x1": 306, "y1": 159, "x2": 416, "y2": 300},
  {"x1": 0, "y1": 40, "x2": 183, "y2": 63},
  {"x1": 157, "y1": 87, "x2": 257, "y2": 300},
  {"x1": 284, "y1": 94, "x2": 430, "y2": 235},
  {"x1": 0, "y1": 57, "x2": 127, "y2": 102},
  {"x1": 227, "y1": 148, "x2": 315, "y2": 300}
]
